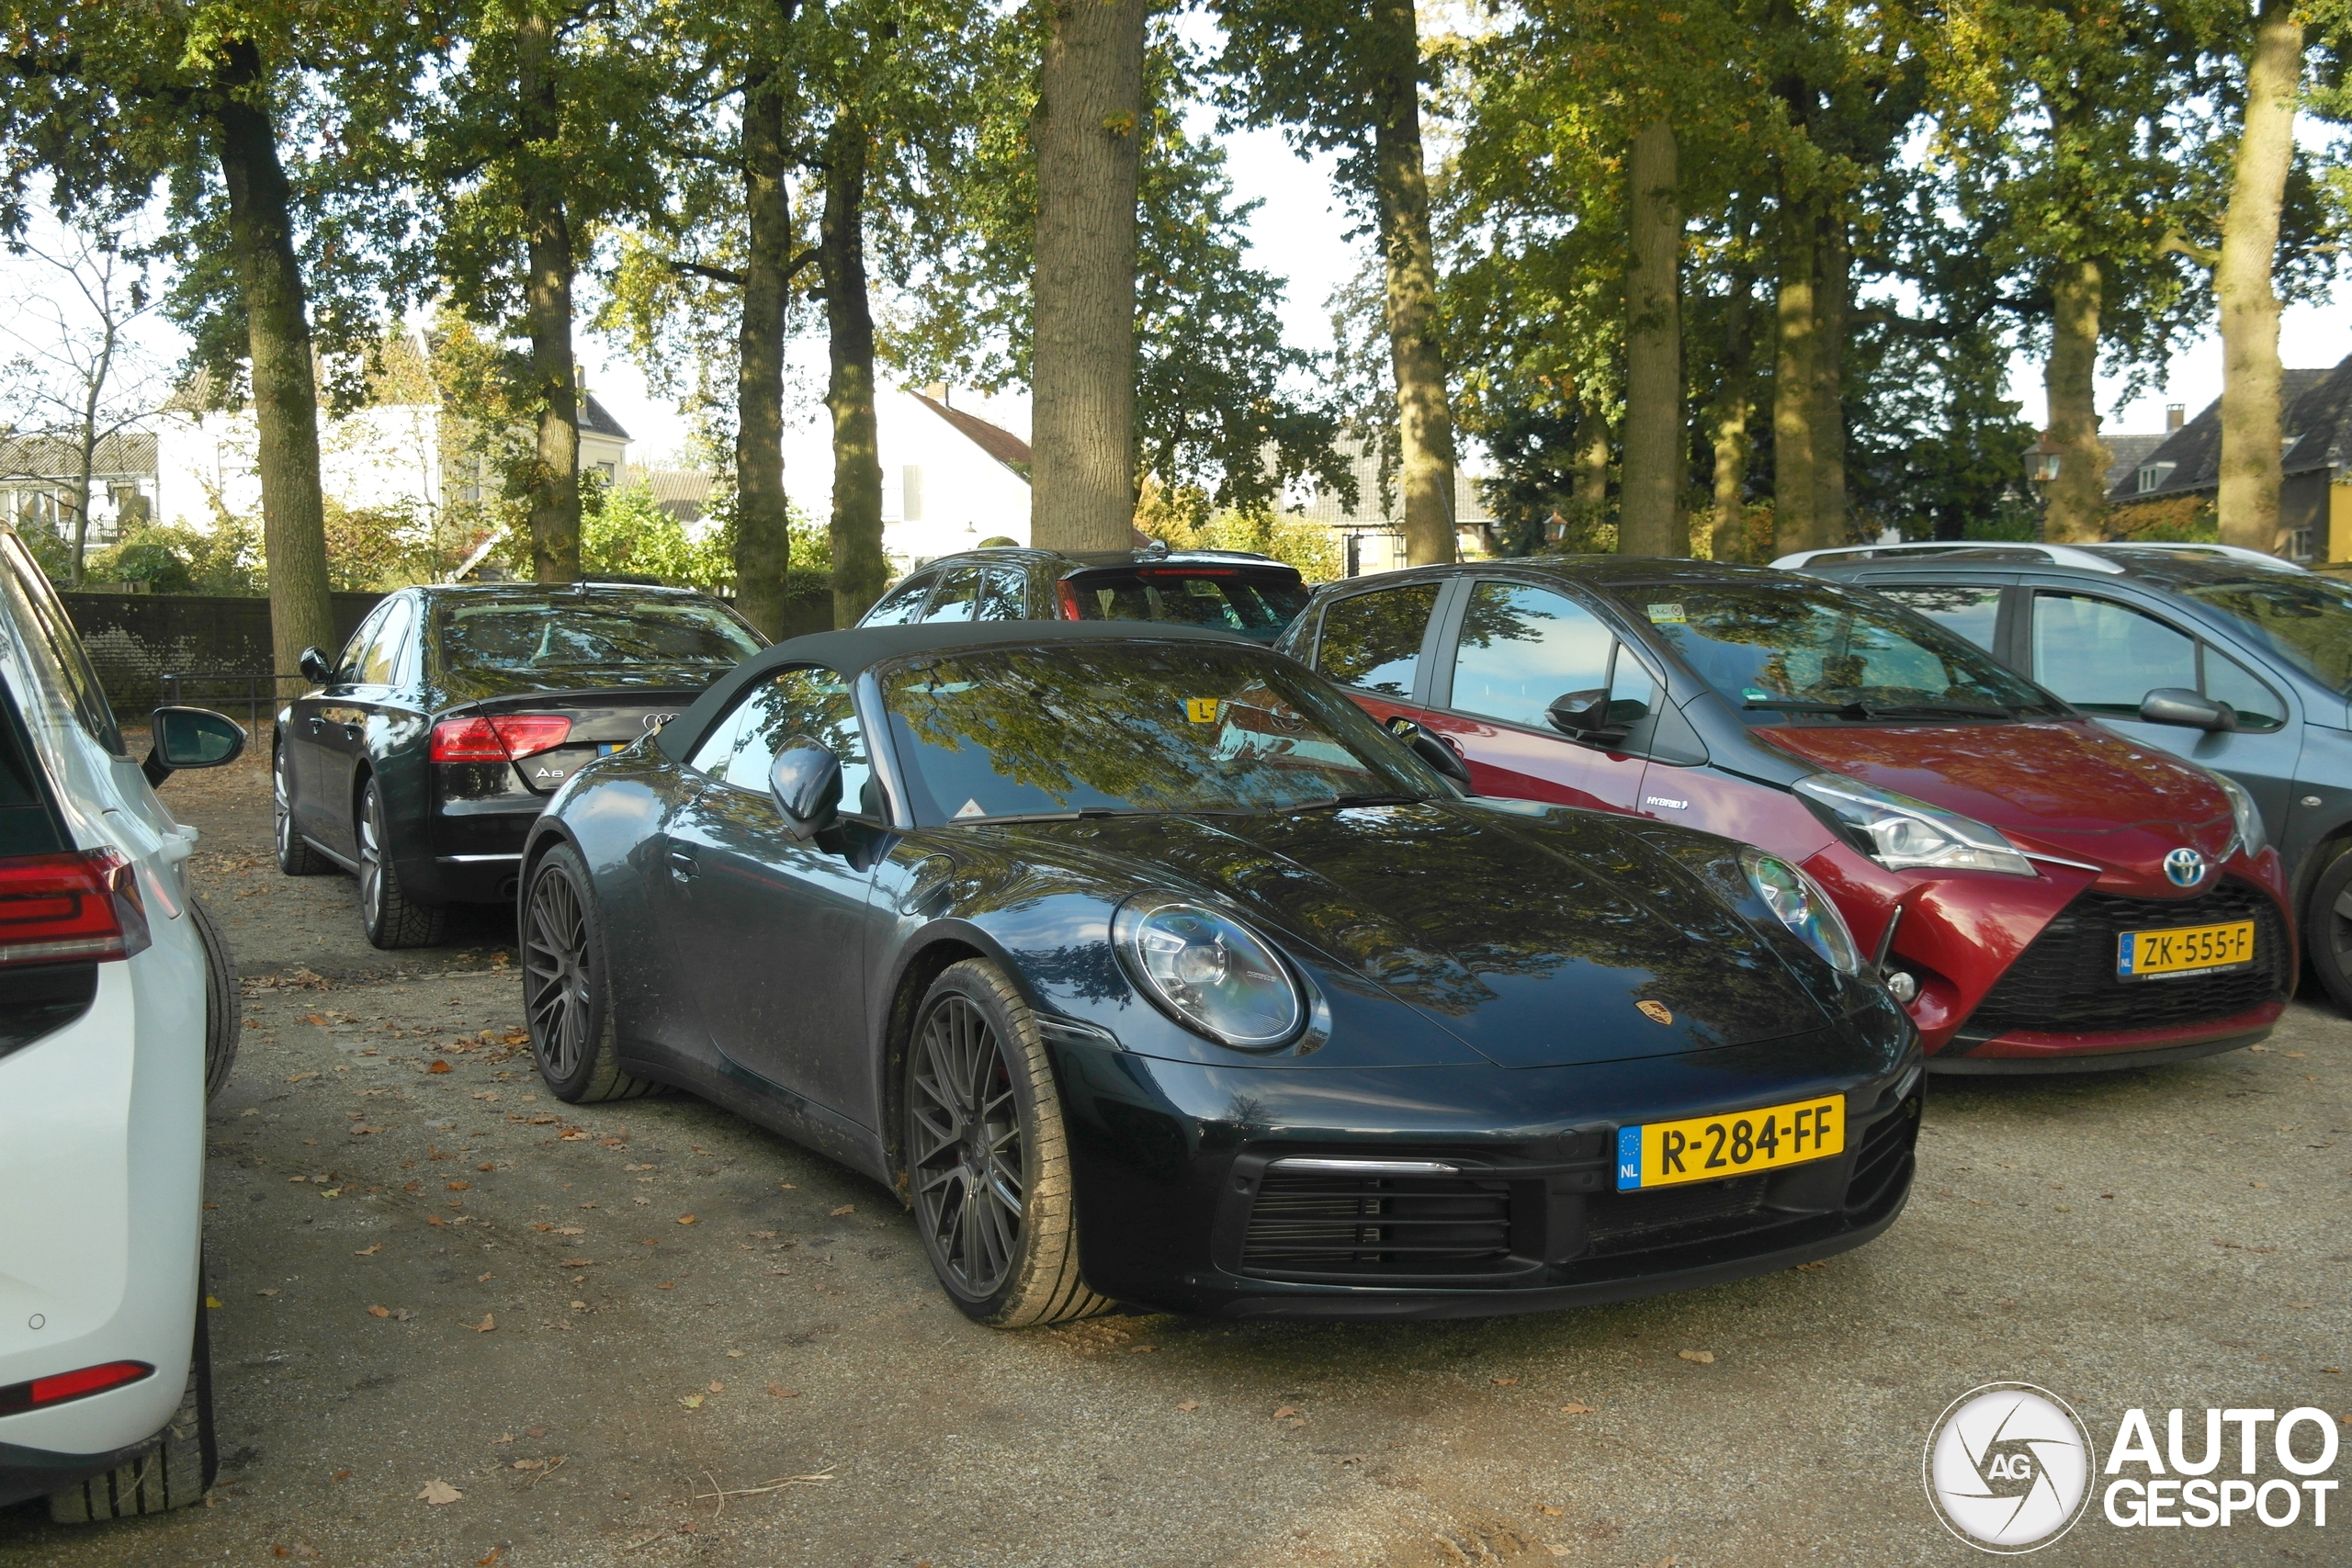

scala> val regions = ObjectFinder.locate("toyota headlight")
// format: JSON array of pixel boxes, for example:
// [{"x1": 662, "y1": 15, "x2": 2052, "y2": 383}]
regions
[
  {"x1": 2211, "y1": 771, "x2": 2265, "y2": 858},
  {"x1": 1741, "y1": 849, "x2": 1863, "y2": 975},
  {"x1": 1793, "y1": 775, "x2": 2035, "y2": 878},
  {"x1": 1114, "y1": 899, "x2": 1304, "y2": 1047}
]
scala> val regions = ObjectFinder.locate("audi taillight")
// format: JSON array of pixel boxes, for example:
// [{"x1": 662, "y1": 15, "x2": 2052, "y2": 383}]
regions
[
  {"x1": 1056, "y1": 581, "x2": 1083, "y2": 620},
  {"x1": 430, "y1": 715, "x2": 572, "y2": 763},
  {"x1": 0, "y1": 848, "x2": 151, "y2": 967},
  {"x1": 0, "y1": 1360, "x2": 154, "y2": 1417}
]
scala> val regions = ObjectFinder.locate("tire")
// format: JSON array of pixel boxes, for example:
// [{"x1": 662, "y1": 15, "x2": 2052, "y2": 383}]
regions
[
  {"x1": 191, "y1": 897, "x2": 240, "y2": 1102},
  {"x1": 905, "y1": 959, "x2": 1109, "y2": 1328},
  {"x1": 2304, "y1": 846, "x2": 2352, "y2": 1015},
  {"x1": 522, "y1": 845, "x2": 662, "y2": 1103},
  {"x1": 356, "y1": 778, "x2": 445, "y2": 949},
  {"x1": 48, "y1": 1273, "x2": 217, "y2": 1521},
  {"x1": 273, "y1": 741, "x2": 330, "y2": 876}
]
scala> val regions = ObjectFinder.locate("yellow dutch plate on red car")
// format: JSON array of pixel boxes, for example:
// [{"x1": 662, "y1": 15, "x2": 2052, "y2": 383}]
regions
[
  {"x1": 1615, "y1": 1095, "x2": 1845, "y2": 1191},
  {"x1": 2115, "y1": 919, "x2": 2256, "y2": 981}
]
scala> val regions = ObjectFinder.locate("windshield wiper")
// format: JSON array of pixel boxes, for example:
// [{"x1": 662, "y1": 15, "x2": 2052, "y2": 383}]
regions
[
  {"x1": 1743, "y1": 696, "x2": 1869, "y2": 716},
  {"x1": 1858, "y1": 699, "x2": 2014, "y2": 719},
  {"x1": 1742, "y1": 695, "x2": 2010, "y2": 720},
  {"x1": 1271, "y1": 792, "x2": 1426, "y2": 814},
  {"x1": 948, "y1": 807, "x2": 1145, "y2": 826}
]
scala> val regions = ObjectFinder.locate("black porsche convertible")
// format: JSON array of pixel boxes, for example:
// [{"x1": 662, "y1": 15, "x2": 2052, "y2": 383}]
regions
[{"x1": 520, "y1": 621, "x2": 1921, "y2": 1324}]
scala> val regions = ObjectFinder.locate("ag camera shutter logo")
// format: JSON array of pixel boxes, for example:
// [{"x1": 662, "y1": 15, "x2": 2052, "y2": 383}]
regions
[{"x1": 1924, "y1": 1382, "x2": 2095, "y2": 1552}]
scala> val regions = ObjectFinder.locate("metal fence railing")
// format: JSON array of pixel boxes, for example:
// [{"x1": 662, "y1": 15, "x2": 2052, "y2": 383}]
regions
[{"x1": 159, "y1": 671, "x2": 294, "y2": 732}]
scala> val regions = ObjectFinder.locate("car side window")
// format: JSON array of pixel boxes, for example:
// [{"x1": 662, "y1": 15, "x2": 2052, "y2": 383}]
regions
[
  {"x1": 919, "y1": 569, "x2": 981, "y2": 624},
  {"x1": 2030, "y1": 592, "x2": 2197, "y2": 716},
  {"x1": 0, "y1": 529, "x2": 123, "y2": 755},
  {"x1": 862, "y1": 576, "x2": 933, "y2": 626},
  {"x1": 975, "y1": 567, "x2": 1027, "y2": 621},
  {"x1": 1450, "y1": 582, "x2": 1615, "y2": 728},
  {"x1": 686, "y1": 665, "x2": 876, "y2": 816},
  {"x1": 337, "y1": 603, "x2": 392, "y2": 683},
  {"x1": 1313, "y1": 582, "x2": 1441, "y2": 696},
  {"x1": 1874, "y1": 585, "x2": 2001, "y2": 652},
  {"x1": 357, "y1": 597, "x2": 413, "y2": 685},
  {"x1": 2201, "y1": 644, "x2": 2287, "y2": 731}
]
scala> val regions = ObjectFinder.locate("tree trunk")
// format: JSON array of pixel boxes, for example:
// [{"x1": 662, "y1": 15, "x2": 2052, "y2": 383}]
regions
[
  {"x1": 1708, "y1": 204, "x2": 1757, "y2": 563},
  {"x1": 1369, "y1": 0, "x2": 1455, "y2": 566},
  {"x1": 1620, "y1": 119, "x2": 1683, "y2": 558},
  {"x1": 1031, "y1": 0, "x2": 1148, "y2": 552},
  {"x1": 733, "y1": 41, "x2": 795, "y2": 637},
  {"x1": 2216, "y1": 0, "x2": 2305, "y2": 554},
  {"x1": 516, "y1": 4, "x2": 581, "y2": 583},
  {"x1": 212, "y1": 41, "x2": 336, "y2": 688},
  {"x1": 1771, "y1": 187, "x2": 1818, "y2": 555},
  {"x1": 822, "y1": 118, "x2": 888, "y2": 629},
  {"x1": 2042, "y1": 255, "x2": 2108, "y2": 543},
  {"x1": 1572, "y1": 390, "x2": 1611, "y2": 519},
  {"x1": 1811, "y1": 212, "x2": 1849, "y2": 542}
]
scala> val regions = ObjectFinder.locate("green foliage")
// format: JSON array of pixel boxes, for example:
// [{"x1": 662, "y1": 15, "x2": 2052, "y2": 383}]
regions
[{"x1": 81, "y1": 522, "x2": 263, "y2": 594}]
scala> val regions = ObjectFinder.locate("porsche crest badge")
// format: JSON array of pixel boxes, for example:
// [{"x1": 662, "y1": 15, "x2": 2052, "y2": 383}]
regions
[{"x1": 1636, "y1": 999, "x2": 1674, "y2": 1026}]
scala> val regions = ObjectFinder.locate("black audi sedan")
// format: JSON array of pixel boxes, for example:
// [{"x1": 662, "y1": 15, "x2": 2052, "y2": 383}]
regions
[
  {"x1": 856, "y1": 545, "x2": 1310, "y2": 642},
  {"x1": 518, "y1": 620, "x2": 1921, "y2": 1325},
  {"x1": 275, "y1": 581, "x2": 763, "y2": 947}
]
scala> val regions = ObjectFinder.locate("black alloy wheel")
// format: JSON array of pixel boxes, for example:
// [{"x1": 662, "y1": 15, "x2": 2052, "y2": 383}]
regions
[
  {"x1": 273, "y1": 743, "x2": 328, "y2": 875},
  {"x1": 522, "y1": 845, "x2": 659, "y2": 1103},
  {"x1": 356, "y1": 779, "x2": 445, "y2": 949},
  {"x1": 905, "y1": 960, "x2": 1106, "y2": 1327},
  {"x1": 2306, "y1": 848, "x2": 2352, "y2": 1015}
]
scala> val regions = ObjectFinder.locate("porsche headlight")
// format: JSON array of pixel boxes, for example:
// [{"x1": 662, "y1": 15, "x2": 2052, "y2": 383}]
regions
[
  {"x1": 1742, "y1": 849, "x2": 1864, "y2": 976},
  {"x1": 1793, "y1": 774, "x2": 2035, "y2": 878},
  {"x1": 2211, "y1": 771, "x2": 2265, "y2": 857},
  {"x1": 1114, "y1": 899, "x2": 1303, "y2": 1047}
]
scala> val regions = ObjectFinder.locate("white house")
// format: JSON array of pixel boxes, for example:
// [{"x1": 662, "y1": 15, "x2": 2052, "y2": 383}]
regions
[{"x1": 866, "y1": 386, "x2": 1034, "y2": 568}]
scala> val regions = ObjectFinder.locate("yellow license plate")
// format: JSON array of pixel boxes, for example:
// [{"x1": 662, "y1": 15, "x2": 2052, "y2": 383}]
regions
[
  {"x1": 2116, "y1": 919, "x2": 2256, "y2": 980},
  {"x1": 1615, "y1": 1095, "x2": 1846, "y2": 1191}
]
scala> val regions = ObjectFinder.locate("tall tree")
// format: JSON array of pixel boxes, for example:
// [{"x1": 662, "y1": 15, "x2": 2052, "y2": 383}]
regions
[
  {"x1": 1217, "y1": 0, "x2": 1457, "y2": 565},
  {"x1": 0, "y1": 5, "x2": 413, "y2": 680},
  {"x1": 1031, "y1": 0, "x2": 1148, "y2": 551},
  {"x1": 2214, "y1": 0, "x2": 2305, "y2": 552},
  {"x1": 1619, "y1": 118, "x2": 1683, "y2": 555}
]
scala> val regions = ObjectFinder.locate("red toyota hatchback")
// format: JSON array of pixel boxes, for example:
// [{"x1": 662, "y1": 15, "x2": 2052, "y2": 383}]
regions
[{"x1": 1278, "y1": 558, "x2": 2294, "y2": 1072}]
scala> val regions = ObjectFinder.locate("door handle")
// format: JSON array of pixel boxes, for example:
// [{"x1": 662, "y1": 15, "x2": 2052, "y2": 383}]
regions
[
  {"x1": 306, "y1": 716, "x2": 324, "y2": 734},
  {"x1": 343, "y1": 723, "x2": 362, "y2": 740},
  {"x1": 668, "y1": 849, "x2": 698, "y2": 882}
]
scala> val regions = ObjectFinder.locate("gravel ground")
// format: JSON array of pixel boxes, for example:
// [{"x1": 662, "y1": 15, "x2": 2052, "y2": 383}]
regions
[{"x1": 1, "y1": 741, "x2": 2346, "y2": 1566}]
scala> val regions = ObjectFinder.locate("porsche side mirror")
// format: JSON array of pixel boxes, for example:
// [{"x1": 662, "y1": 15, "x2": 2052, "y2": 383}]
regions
[
  {"x1": 298, "y1": 646, "x2": 333, "y2": 685},
  {"x1": 1546, "y1": 688, "x2": 1621, "y2": 741},
  {"x1": 769, "y1": 737, "x2": 844, "y2": 841},
  {"x1": 2139, "y1": 686, "x2": 2236, "y2": 733},
  {"x1": 1383, "y1": 716, "x2": 1472, "y2": 787}
]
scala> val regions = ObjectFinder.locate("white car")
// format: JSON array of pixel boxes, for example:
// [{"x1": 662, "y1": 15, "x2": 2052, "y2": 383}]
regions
[{"x1": 0, "y1": 525, "x2": 244, "y2": 1521}]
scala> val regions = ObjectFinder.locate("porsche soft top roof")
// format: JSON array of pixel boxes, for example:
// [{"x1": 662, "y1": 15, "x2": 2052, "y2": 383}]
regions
[{"x1": 655, "y1": 619, "x2": 1260, "y2": 762}]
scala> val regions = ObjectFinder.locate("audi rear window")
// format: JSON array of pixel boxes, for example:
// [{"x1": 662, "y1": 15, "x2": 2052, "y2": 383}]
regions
[
  {"x1": 1062, "y1": 568, "x2": 1308, "y2": 641},
  {"x1": 435, "y1": 596, "x2": 763, "y2": 672}
]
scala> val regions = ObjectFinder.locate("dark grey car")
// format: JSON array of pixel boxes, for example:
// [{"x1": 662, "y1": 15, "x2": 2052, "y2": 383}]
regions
[
  {"x1": 856, "y1": 546, "x2": 1311, "y2": 642},
  {"x1": 1781, "y1": 541, "x2": 2352, "y2": 1010}
]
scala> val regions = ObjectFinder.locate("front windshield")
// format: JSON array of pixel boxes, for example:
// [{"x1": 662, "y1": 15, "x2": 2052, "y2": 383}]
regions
[
  {"x1": 436, "y1": 595, "x2": 763, "y2": 672},
  {"x1": 2180, "y1": 576, "x2": 2352, "y2": 695},
  {"x1": 878, "y1": 640, "x2": 1436, "y2": 824},
  {"x1": 1611, "y1": 581, "x2": 2064, "y2": 722}
]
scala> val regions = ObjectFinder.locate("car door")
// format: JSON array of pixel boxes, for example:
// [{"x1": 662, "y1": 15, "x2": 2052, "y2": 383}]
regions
[
  {"x1": 315, "y1": 595, "x2": 413, "y2": 858},
  {"x1": 662, "y1": 663, "x2": 881, "y2": 1126},
  {"x1": 1421, "y1": 579, "x2": 1655, "y2": 813},
  {"x1": 2022, "y1": 587, "x2": 2304, "y2": 840},
  {"x1": 288, "y1": 599, "x2": 392, "y2": 852},
  {"x1": 1298, "y1": 578, "x2": 1447, "y2": 731}
]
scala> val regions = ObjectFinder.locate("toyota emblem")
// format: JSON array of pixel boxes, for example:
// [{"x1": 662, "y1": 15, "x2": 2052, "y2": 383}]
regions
[{"x1": 2163, "y1": 846, "x2": 2207, "y2": 887}]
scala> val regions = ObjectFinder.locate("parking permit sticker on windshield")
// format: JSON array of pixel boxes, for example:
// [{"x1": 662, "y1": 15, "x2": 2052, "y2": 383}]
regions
[
  {"x1": 954, "y1": 799, "x2": 987, "y2": 820},
  {"x1": 1184, "y1": 698, "x2": 1222, "y2": 723},
  {"x1": 1646, "y1": 603, "x2": 1687, "y2": 624}
]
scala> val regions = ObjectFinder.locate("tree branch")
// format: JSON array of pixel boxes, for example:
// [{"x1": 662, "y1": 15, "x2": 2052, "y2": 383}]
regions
[
  {"x1": 669, "y1": 260, "x2": 747, "y2": 287},
  {"x1": 2158, "y1": 230, "x2": 2220, "y2": 269}
]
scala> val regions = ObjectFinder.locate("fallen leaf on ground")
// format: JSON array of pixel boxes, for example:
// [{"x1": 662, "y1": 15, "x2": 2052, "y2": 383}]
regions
[
  {"x1": 556, "y1": 1226, "x2": 584, "y2": 1236},
  {"x1": 1272, "y1": 1405, "x2": 1297, "y2": 1418},
  {"x1": 285, "y1": 1071, "x2": 317, "y2": 1084},
  {"x1": 1559, "y1": 1402, "x2": 1596, "y2": 1415},
  {"x1": 416, "y1": 1479, "x2": 462, "y2": 1505},
  {"x1": 1678, "y1": 1350, "x2": 1714, "y2": 1364},
  {"x1": 559, "y1": 1258, "x2": 594, "y2": 1267},
  {"x1": 676, "y1": 1214, "x2": 697, "y2": 1225},
  {"x1": 491, "y1": 1433, "x2": 514, "y2": 1445},
  {"x1": 478, "y1": 1272, "x2": 493, "y2": 1282},
  {"x1": 475, "y1": 1314, "x2": 496, "y2": 1333},
  {"x1": 1537, "y1": 1504, "x2": 1564, "y2": 1516},
  {"x1": 426, "y1": 1215, "x2": 446, "y2": 1227},
  {"x1": 368, "y1": 1305, "x2": 390, "y2": 1318},
  {"x1": 532, "y1": 1222, "x2": 552, "y2": 1233},
  {"x1": 768, "y1": 1385, "x2": 798, "y2": 1398},
  {"x1": 477, "y1": 1162, "x2": 494, "y2": 1172},
  {"x1": 330, "y1": 1470, "x2": 351, "y2": 1482},
  {"x1": 446, "y1": 1180, "x2": 470, "y2": 1191},
  {"x1": 526, "y1": 1426, "x2": 547, "y2": 1438},
  {"x1": 1176, "y1": 1401, "x2": 1201, "y2": 1411},
  {"x1": 426, "y1": 1061, "x2": 452, "y2": 1074},
  {"x1": 679, "y1": 1393, "x2": 704, "y2": 1409},
  {"x1": 476, "y1": 1551, "x2": 502, "y2": 1567},
  {"x1": 656, "y1": 1280, "x2": 674, "y2": 1290},
  {"x1": 830, "y1": 1204, "x2": 854, "y2": 1216},
  {"x1": 256, "y1": 1288, "x2": 279, "y2": 1297},
  {"x1": 778, "y1": 1182, "x2": 797, "y2": 1190},
  {"x1": 707, "y1": 1381, "x2": 724, "y2": 1393},
  {"x1": 511, "y1": 1459, "x2": 544, "y2": 1471}
]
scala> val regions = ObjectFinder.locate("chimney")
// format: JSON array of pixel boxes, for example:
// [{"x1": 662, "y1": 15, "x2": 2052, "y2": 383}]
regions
[
  {"x1": 922, "y1": 383, "x2": 949, "y2": 406},
  {"x1": 2165, "y1": 403, "x2": 2185, "y2": 431}
]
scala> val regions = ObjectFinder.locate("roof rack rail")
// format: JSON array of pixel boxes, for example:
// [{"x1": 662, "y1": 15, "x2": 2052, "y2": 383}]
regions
[
  {"x1": 1770, "y1": 541, "x2": 2125, "y2": 575},
  {"x1": 2088, "y1": 541, "x2": 2305, "y2": 571}
]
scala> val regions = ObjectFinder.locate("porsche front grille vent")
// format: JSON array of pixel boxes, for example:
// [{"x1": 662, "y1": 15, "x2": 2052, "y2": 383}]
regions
[
  {"x1": 1581, "y1": 1176, "x2": 1766, "y2": 1258},
  {"x1": 1240, "y1": 1173, "x2": 1515, "y2": 1282},
  {"x1": 1960, "y1": 879, "x2": 2290, "y2": 1042}
]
